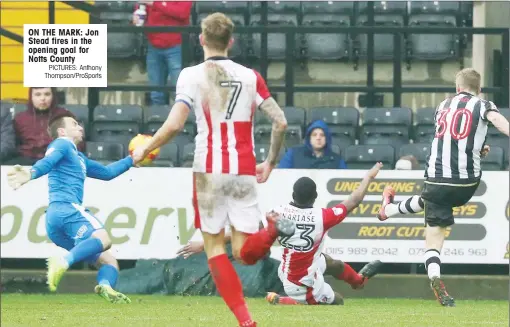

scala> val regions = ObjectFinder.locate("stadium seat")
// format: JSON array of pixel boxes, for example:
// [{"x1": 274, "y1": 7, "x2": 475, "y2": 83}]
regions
[
  {"x1": 285, "y1": 125, "x2": 303, "y2": 148},
  {"x1": 91, "y1": 105, "x2": 143, "y2": 146},
  {"x1": 1, "y1": 101, "x2": 26, "y2": 118},
  {"x1": 308, "y1": 107, "x2": 359, "y2": 151},
  {"x1": 257, "y1": 106, "x2": 306, "y2": 128},
  {"x1": 99, "y1": 12, "x2": 141, "y2": 58},
  {"x1": 283, "y1": 107, "x2": 306, "y2": 130},
  {"x1": 358, "y1": 1, "x2": 407, "y2": 13},
  {"x1": 94, "y1": 1, "x2": 134, "y2": 12},
  {"x1": 195, "y1": 1, "x2": 248, "y2": 13},
  {"x1": 487, "y1": 135, "x2": 509, "y2": 166},
  {"x1": 256, "y1": 111, "x2": 304, "y2": 147},
  {"x1": 65, "y1": 104, "x2": 89, "y2": 125},
  {"x1": 302, "y1": 14, "x2": 350, "y2": 60},
  {"x1": 94, "y1": 105, "x2": 143, "y2": 122},
  {"x1": 254, "y1": 143, "x2": 285, "y2": 164},
  {"x1": 361, "y1": 107, "x2": 412, "y2": 150},
  {"x1": 150, "y1": 143, "x2": 180, "y2": 167},
  {"x1": 398, "y1": 143, "x2": 431, "y2": 169},
  {"x1": 145, "y1": 105, "x2": 170, "y2": 124},
  {"x1": 248, "y1": 14, "x2": 299, "y2": 60},
  {"x1": 408, "y1": 7, "x2": 458, "y2": 61},
  {"x1": 85, "y1": 142, "x2": 125, "y2": 165},
  {"x1": 355, "y1": 14, "x2": 405, "y2": 60},
  {"x1": 414, "y1": 107, "x2": 436, "y2": 143},
  {"x1": 330, "y1": 144, "x2": 341, "y2": 155},
  {"x1": 254, "y1": 124, "x2": 272, "y2": 144},
  {"x1": 251, "y1": 1, "x2": 301, "y2": 13},
  {"x1": 481, "y1": 146, "x2": 504, "y2": 171},
  {"x1": 410, "y1": 1, "x2": 460, "y2": 14},
  {"x1": 343, "y1": 144, "x2": 395, "y2": 169},
  {"x1": 181, "y1": 143, "x2": 195, "y2": 167},
  {"x1": 145, "y1": 106, "x2": 196, "y2": 148},
  {"x1": 302, "y1": 1, "x2": 353, "y2": 14}
]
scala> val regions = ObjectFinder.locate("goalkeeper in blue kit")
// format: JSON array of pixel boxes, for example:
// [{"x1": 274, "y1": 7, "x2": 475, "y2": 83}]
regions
[{"x1": 7, "y1": 113, "x2": 132, "y2": 304}]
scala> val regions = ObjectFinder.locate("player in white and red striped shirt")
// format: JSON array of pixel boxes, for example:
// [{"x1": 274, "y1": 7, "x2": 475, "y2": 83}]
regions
[
  {"x1": 266, "y1": 163, "x2": 384, "y2": 305},
  {"x1": 132, "y1": 13, "x2": 292, "y2": 327}
]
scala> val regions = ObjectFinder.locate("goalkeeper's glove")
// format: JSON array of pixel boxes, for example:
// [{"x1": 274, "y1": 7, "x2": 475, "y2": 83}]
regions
[{"x1": 7, "y1": 165, "x2": 31, "y2": 190}]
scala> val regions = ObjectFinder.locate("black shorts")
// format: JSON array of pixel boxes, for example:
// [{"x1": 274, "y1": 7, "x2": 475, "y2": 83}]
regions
[{"x1": 421, "y1": 178, "x2": 481, "y2": 227}]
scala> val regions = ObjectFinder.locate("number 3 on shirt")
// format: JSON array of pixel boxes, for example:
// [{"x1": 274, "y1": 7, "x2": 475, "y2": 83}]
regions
[
  {"x1": 435, "y1": 108, "x2": 473, "y2": 140},
  {"x1": 219, "y1": 81, "x2": 242, "y2": 120}
]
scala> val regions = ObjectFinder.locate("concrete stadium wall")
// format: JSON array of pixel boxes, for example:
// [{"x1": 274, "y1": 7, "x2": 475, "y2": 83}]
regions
[{"x1": 1, "y1": 269, "x2": 508, "y2": 300}]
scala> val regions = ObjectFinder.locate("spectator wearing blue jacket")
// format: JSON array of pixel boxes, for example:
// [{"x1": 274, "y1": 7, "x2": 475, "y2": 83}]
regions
[{"x1": 278, "y1": 119, "x2": 347, "y2": 169}]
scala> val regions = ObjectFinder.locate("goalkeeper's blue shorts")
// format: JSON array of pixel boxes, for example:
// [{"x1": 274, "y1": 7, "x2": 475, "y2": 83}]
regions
[{"x1": 46, "y1": 202, "x2": 104, "y2": 262}]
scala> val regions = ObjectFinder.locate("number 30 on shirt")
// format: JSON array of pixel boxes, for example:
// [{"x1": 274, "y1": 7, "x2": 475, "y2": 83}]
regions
[{"x1": 435, "y1": 108, "x2": 473, "y2": 140}]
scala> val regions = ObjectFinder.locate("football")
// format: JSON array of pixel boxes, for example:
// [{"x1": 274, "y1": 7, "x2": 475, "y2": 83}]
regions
[{"x1": 128, "y1": 134, "x2": 160, "y2": 166}]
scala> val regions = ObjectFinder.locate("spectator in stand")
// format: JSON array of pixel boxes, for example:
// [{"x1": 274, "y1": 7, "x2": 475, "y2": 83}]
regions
[
  {"x1": 0, "y1": 104, "x2": 16, "y2": 163},
  {"x1": 133, "y1": 1, "x2": 193, "y2": 105},
  {"x1": 5, "y1": 87, "x2": 83, "y2": 165},
  {"x1": 395, "y1": 155, "x2": 419, "y2": 170},
  {"x1": 278, "y1": 119, "x2": 347, "y2": 169}
]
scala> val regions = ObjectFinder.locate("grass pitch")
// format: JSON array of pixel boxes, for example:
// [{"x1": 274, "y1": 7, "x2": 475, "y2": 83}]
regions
[{"x1": 1, "y1": 294, "x2": 508, "y2": 327}]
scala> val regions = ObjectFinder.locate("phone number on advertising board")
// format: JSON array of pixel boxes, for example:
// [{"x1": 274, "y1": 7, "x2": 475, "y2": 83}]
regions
[
  {"x1": 325, "y1": 248, "x2": 488, "y2": 257},
  {"x1": 325, "y1": 247, "x2": 399, "y2": 256},
  {"x1": 408, "y1": 248, "x2": 488, "y2": 256}
]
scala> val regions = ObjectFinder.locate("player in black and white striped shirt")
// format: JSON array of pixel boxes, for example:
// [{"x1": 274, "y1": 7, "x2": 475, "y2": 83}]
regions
[
  {"x1": 376, "y1": 68, "x2": 509, "y2": 307},
  {"x1": 426, "y1": 92, "x2": 499, "y2": 180}
]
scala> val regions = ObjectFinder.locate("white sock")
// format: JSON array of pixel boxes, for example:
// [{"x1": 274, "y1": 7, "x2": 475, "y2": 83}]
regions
[
  {"x1": 384, "y1": 195, "x2": 424, "y2": 217},
  {"x1": 425, "y1": 249, "x2": 441, "y2": 279}
]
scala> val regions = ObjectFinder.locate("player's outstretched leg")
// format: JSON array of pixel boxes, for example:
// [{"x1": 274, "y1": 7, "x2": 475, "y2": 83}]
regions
[
  {"x1": 204, "y1": 231, "x2": 257, "y2": 327},
  {"x1": 237, "y1": 211, "x2": 295, "y2": 265},
  {"x1": 323, "y1": 254, "x2": 383, "y2": 290},
  {"x1": 425, "y1": 226, "x2": 455, "y2": 307},
  {"x1": 355, "y1": 260, "x2": 384, "y2": 289},
  {"x1": 47, "y1": 230, "x2": 109, "y2": 292},
  {"x1": 90, "y1": 251, "x2": 131, "y2": 304},
  {"x1": 266, "y1": 292, "x2": 300, "y2": 305},
  {"x1": 377, "y1": 186, "x2": 424, "y2": 221}
]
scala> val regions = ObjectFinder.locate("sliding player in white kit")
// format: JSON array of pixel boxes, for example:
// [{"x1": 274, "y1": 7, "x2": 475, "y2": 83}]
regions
[
  {"x1": 132, "y1": 13, "x2": 293, "y2": 327},
  {"x1": 266, "y1": 163, "x2": 384, "y2": 305}
]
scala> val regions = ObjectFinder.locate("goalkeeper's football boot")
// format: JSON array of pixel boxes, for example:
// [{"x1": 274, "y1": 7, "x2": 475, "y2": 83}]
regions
[
  {"x1": 430, "y1": 277, "x2": 455, "y2": 307},
  {"x1": 377, "y1": 186, "x2": 395, "y2": 221},
  {"x1": 353, "y1": 260, "x2": 383, "y2": 290},
  {"x1": 46, "y1": 256, "x2": 69, "y2": 292},
  {"x1": 94, "y1": 284, "x2": 132, "y2": 304},
  {"x1": 266, "y1": 210, "x2": 295, "y2": 237}
]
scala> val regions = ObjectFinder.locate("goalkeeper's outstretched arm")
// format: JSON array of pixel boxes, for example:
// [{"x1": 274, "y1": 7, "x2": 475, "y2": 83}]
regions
[
  {"x1": 85, "y1": 156, "x2": 134, "y2": 181},
  {"x1": 7, "y1": 139, "x2": 69, "y2": 190}
]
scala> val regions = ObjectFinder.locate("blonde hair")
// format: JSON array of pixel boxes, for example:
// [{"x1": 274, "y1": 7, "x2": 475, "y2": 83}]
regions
[
  {"x1": 455, "y1": 68, "x2": 481, "y2": 93},
  {"x1": 201, "y1": 13, "x2": 234, "y2": 52}
]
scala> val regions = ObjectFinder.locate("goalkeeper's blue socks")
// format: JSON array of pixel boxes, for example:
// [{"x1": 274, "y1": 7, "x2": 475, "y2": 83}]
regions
[
  {"x1": 97, "y1": 264, "x2": 119, "y2": 287},
  {"x1": 64, "y1": 238, "x2": 104, "y2": 267}
]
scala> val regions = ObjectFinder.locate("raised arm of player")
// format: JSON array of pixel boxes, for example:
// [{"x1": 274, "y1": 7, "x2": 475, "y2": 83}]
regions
[
  {"x1": 486, "y1": 110, "x2": 509, "y2": 137},
  {"x1": 6, "y1": 139, "x2": 70, "y2": 190},
  {"x1": 342, "y1": 162, "x2": 383, "y2": 213},
  {"x1": 132, "y1": 68, "x2": 193, "y2": 166},
  {"x1": 84, "y1": 155, "x2": 134, "y2": 181},
  {"x1": 322, "y1": 163, "x2": 383, "y2": 230},
  {"x1": 254, "y1": 70, "x2": 287, "y2": 182}
]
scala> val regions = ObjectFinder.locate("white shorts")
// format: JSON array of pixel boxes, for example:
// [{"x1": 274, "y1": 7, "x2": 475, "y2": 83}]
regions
[
  {"x1": 281, "y1": 254, "x2": 335, "y2": 305},
  {"x1": 192, "y1": 172, "x2": 262, "y2": 235}
]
